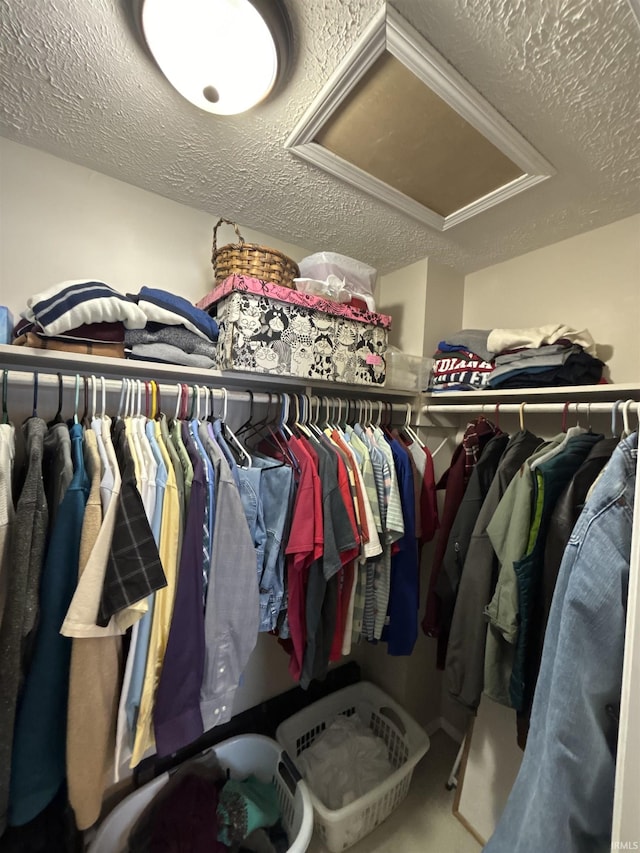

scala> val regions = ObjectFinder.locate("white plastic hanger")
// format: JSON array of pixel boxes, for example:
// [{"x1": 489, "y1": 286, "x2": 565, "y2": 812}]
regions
[
  {"x1": 622, "y1": 399, "x2": 634, "y2": 438},
  {"x1": 403, "y1": 402, "x2": 424, "y2": 447}
]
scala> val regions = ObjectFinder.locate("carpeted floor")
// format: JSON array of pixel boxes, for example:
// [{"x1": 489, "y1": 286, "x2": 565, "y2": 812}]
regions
[{"x1": 306, "y1": 729, "x2": 482, "y2": 853}]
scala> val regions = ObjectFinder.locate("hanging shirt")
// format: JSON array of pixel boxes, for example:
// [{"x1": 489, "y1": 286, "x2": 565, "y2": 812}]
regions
[
  {"x1": 190, "y1": 420, "x2": 215, "y2": 600},
  {"x1": 97, "y1": 420, "x2": 166, "y2": 627},
  {"x1": 251, "y1": 454, "x2": 294, "y2": 632},
  {"x1": 200, "y1": 437, "x2": 260, "y2": 730},
  {"x1": 42, "y1": 421, "x2": 73, "y2": 528},
  {"x1": 66, "y1": 428, "x2": 119, "y2": 831},
  {"x1": 445, "y1": 429, "x2": 543, "y2": 714},
  {"x1": 9, "y1": 422, "x2": 89, "y2": 827},
  {"x1": 0, "y1": 422, "x2": 15, "y2": 630},
  {"x1": 300, "y1": 437, "x2": 358, "y2": 689},
  {"x1": 422, "y1": 417, "x2": 502, "y2": 664},
  {"x1": 509, "y1": 432, "x2": 602, "y2": 714},
  {"x1": 154, "y1": 439, "x2": 206, "y2": 757},
  {"x1": 417, "y1": 444, "x2": 439, "y2": 545},
  {"x1": 483, "y1": 434, "x2": 565, "y2": 705},
  {"x1": 381, "y1": 437, "x2": 419, "y2": 656},
  {"x1": 170, "y1": 418, "x2": 194, "y2": 515},
  {"x1": 130, "y1": 422, "x2": 180, "y2": 766},
  {"x1": 435, "y1": 433, "x2": 510, "y2": 664},
  {"x1": 284, "y1": 436, "x2": 322, "y2": 682},
  {"x1": 0, "y1": 417, "x2": 48, "y2": 835},
  {"x1": 121, "y1": 420, "x2": 170, "y2": 759},
  {"x1": 484, "y1": 433, "x2": 637, "y2": 853},
  {"x1": 159, "y1": 414, "x2": 185, "y2": 557}
]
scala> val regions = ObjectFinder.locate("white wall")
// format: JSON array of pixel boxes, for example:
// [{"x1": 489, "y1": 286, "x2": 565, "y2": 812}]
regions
[
  {"x1": 0, "y1": 137, "x2": 318, "y2": 719},
  {"x1": 0, "y1": 137, "x2": 308, "y2": 314},
  {"x1": 377, "y1": 259, "x2": 429, "y2": 354},
  {"x1": 463, "y1": 214, "x2": 640, "y2": 384}
]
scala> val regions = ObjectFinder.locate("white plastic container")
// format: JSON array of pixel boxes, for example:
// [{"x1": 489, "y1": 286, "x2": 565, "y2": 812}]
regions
[
  {"x1": 385, "y1": 348, "x2": 433, "y2": 392},
  {"x1": 89, "y1": 735, "x2": 313, "y2": 853},
  {"x1": 298, "y1": 252, "x2": 378, "y2": 310},
  {"x1": 276, "y1": 682, "x2": 430, "y2": 852}
]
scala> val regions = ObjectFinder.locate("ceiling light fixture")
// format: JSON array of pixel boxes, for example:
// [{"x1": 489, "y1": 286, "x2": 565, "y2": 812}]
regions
[{"x1": 138, "y1": 0, "x2": 291, "y2": 115}]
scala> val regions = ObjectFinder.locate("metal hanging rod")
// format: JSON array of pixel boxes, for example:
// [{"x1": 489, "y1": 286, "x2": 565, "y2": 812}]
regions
[
  {"x1": 0, "y1": 369, "x2": 416, "y2": 419},
  {"x1": 422, "y1": 401, "x2": 640, "y2": 416}
]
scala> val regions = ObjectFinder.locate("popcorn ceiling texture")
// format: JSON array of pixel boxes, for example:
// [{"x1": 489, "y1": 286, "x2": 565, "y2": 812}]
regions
[{"x1": 0, "y1": 0, "x2": 639, "y2": 274}]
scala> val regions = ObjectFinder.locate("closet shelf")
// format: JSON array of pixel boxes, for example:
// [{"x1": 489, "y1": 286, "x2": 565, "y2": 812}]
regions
[
  {"x1": 0, "y1": 343, "x2": 417, "y2": 399},
  {"x1": 423, "y1": 383, "x2": 640, "y2": 404}
]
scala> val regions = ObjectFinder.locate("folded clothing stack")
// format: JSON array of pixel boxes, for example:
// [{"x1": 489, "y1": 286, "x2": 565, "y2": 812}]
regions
[
  {"x1": 12, "y1": 281, "x2": 219, "y2": 367},
  {"x1": 486, "y1": 325, "x2": 603, "y2": 388},
  {"x1": 430, "y1": 330, "x2": 495, "y2": 392},
  {"x1": 429, "y1": 324, "x2": 605, "y2": 391},
  {"x1": 125, "y1": 286, "x2": 219, "y2": 368},
  {"x1": 13, "y1": 280, "x2": 146, "y2": 358}
]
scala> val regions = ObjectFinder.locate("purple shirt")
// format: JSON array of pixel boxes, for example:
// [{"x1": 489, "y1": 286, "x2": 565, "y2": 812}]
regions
[{"x1": 153, "y1": 435, "x2": 206, "y2": 756}]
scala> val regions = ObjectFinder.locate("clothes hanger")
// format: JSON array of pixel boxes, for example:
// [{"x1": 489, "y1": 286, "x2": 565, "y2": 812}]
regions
[
  {"x1": 73, "y1": 373, "x2": 81, "y2": 425},
  {"x1": 622, "y1": 399, "x2": 634, "y2": 438},
  {"x1": 31, "y1": 371, "x2": 39, "y2": 420},
  {"x1": 402, "y1": 401, "x2": 424, "y2": 447},
  {"x1": 217, "y1": 387, "x2": 253, "y2": 468},
  {"x1": 235, "y1": 390, "x2": 255, "y2": 438},
  {"x1": 519, "y1": 401, "x2": 527, "y2": 432},
  {"x1": 100, "y1": 376, "x2": 107, "y2": 420},
  {"x1": 79, "y1": 375, "x2": 89, "y2": 425},
  {"x1": 89, "y1": 375, "x2": 97, "y2": 422},
  {"x1": 611, "y1": 400, "x2": 623, "y2": 438},
  {"x1": 47, "y1": 372, "x2": 65, "y2": 427},
  {"x1": 116, "y1": 378, "x2": 127, "y2": 421},
  {"x1": 279, "y1": 394, "x2": 293, "y2": 439},
  {"x1": 1, "y1": 370, "x2": 8, "y2": 425}
]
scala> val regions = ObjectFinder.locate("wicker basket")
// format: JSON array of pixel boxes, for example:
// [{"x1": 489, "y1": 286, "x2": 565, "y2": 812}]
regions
[{"x1": 211, "y1": 218, "x2": 299, "y2": 289}]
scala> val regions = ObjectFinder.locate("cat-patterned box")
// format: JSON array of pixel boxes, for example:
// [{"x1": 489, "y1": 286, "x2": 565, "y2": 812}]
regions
[{"x1": 197, "y1": 275, "x2": 390, "y2": 386}]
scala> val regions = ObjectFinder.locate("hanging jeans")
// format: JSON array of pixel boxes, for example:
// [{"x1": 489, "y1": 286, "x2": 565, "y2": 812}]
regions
[{"x1": 484, "y1": 432, "x2": 637, "y2": 853}]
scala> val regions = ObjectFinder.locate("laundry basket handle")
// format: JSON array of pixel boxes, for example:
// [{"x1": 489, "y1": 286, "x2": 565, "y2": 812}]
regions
[
  {"x1": 212, "y1": 218, "x2": 245, "y2": 261},
  {"x1": 278, "y1": 750, "x2": 302, "y2": 796},
  {"x1": 380, "y1": 706, "x2": 406, "y2": 736}
]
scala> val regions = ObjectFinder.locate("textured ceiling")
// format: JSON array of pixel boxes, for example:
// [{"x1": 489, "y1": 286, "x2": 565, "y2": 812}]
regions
[{"x1": 1, "y1": 0, "x2": 639, "y2": 275}]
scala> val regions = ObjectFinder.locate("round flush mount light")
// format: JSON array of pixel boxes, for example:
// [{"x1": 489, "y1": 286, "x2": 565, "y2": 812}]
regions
[{"x1": 138, "y1": 0, "x2": 292, "y2": 115}]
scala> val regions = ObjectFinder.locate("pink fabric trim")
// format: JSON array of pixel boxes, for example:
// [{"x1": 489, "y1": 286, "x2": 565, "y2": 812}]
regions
[{"x1": 197, "y1": 274, "x2": 392, "y2": 329}]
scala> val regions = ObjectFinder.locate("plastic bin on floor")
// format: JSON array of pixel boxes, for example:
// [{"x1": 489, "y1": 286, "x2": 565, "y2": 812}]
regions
[
  {"x1": 89, "y1": 734, "x2": 313, "y2": 853},
  {"x1": 276, "y1": 682, "x2": 430, "y2": 852}
]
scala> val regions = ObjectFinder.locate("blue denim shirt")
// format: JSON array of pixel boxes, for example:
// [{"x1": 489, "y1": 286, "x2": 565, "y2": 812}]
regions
[
  {"x1": 485, "y1": 432, "x2": 637, "y2": 853},
  {"x1": 251, "y1": 455, "x2": 293, "y2": 631}
]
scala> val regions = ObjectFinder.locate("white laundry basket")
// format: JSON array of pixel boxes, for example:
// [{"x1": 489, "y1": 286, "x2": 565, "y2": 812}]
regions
[
  {"x1": 89, "y1": 734, "x2": 313, "y2": 853},
  {"x1": 276, "y1": 682, "x2": 430, "y2": 852}
]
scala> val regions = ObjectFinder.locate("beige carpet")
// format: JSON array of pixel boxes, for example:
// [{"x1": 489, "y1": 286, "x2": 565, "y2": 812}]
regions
[{"x1": 306, "y1": 729, "x2": 482, "y2": 853}]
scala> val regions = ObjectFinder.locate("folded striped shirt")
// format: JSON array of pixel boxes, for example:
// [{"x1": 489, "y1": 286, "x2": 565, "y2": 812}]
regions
[{"x1": 24, "y1": 280, "x2": 147, "y2": 336}]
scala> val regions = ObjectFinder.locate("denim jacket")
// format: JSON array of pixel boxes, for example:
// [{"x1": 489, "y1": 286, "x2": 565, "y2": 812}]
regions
[{"x1": 485, "y1": 432, "x2": 637, "y2": 853}]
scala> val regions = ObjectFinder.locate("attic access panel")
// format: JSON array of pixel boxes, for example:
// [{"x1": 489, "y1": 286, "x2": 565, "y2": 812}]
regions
[{"x1": 285, "y1": 5, "x2": 555, "y2": 231}]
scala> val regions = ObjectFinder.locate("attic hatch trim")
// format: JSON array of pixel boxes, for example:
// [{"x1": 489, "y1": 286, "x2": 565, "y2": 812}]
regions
[{"x1": 285, "y1": 4, "x2": 555, "y2": 231}]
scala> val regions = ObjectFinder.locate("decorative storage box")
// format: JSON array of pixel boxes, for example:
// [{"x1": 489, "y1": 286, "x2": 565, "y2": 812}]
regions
[{"x1": 197, "y1": 275, "x2": 391, "y2": 386}]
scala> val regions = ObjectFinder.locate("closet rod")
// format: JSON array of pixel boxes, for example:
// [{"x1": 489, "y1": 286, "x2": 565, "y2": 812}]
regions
[
  {"x1": 1, "y1": 369, "x2": 415, "y2": 418},
  {"x1": 422, "y1": 401, "x2": 639, "y2": 415}
]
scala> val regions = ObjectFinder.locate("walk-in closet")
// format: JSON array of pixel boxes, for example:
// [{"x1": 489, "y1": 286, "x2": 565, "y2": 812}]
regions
[{"x1": 1, "y1": 1, "x2": 639, "y2": 852}]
